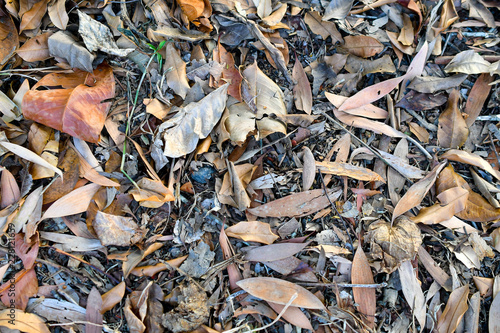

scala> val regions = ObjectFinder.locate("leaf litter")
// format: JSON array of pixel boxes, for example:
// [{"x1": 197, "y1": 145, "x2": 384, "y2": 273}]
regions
[{"x1": 0, "y1": 0, "x2": 499, "y2": 332}]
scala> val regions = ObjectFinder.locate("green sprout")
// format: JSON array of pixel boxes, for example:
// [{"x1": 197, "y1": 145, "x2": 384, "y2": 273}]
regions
[{"x1": 147, "y1": 40, "x2": 167, "y2": 70}]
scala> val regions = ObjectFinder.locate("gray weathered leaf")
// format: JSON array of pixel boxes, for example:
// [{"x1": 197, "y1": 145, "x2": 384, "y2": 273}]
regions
[
  {"x1": 324, "y1": 0, "x2": 353, "y2": 20},
  {"x1": 48, "y1": 31, "x2": 94, "y2": 72},
  {"x1": 78, "y1": 10, "x2": 133, "y2": 57},
  {"x1": 154, "y1": 84, "x2": 229, "y2": 158}
]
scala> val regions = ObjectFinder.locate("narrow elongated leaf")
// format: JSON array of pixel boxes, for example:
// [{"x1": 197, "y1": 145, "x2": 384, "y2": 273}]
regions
[
  {"x1": 42, "y1": 183, "x2": 101, "y2": 220},
  {"x1": 438, "y1": 90, "x2": 468, "y2": 148},
  {"x1": 464, "y1": 73, "x2": 494, "y2": 127},
  {"x1": 334, "y1": 109, "x2": 405, "y2": 137},
  {"x1": 326, "y1": 92, "x2": 388, "y2": 119},
  {"x1": 237, "y1": 277, "x2": 325, "y2": 309},
  {"x1": 245, "y1": 242, "x2": 308, "y2": 262},
  {"x1": 293, "y1": 58, "x2": 312, "y2": 114},
  {"x1": 302, "y1": 147, "x2": 316, "y2": 189},
  {"x1": 398, "y1": 261, "x2": 426, "y2": 328},
  {"x1": 154, "y1": 84, "x2": 228, "y2": 158},
  {"x1": 392, "y1": 162, "x2": 446, "y2": 222},
  {"x1": 441, "y1": 149, "x2": 500, "y2": 180},
  {"x1": 164, "y1": 43, "x2": 190, "y2": 98},
  {"x1": 0, "y1": 142, "x2": 63, "y2": 179},
  {"x1": 352, "y1": 246, "x2": 376, "y2": 328},
  {"x1": 412, "y1": 187, "x2": 469, "y2": 224},
  {"x1": 316, "y1": 161, "x2": 385, "y2": 182},
  {"x1": 436, "y1": 285, "x2": 469, "y2": 333},
  {"x1": 247, "y1": 188, "x2": 341, "y2": 217},
  {"x1": 48, "y1": 0, "x2": 68, "y2": 29}
]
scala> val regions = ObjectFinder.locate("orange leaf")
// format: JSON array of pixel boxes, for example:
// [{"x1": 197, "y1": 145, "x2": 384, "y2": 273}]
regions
[
  {"x1": 19, "y1": 0, "x2": 47, "y2": 32},
  {"x1": 22, "y1": 63, "x2": 115, "y2": 143},
  {"x1": 441, "y1": 149, "x2": 500, "y2": 181},
  {"x1": 0, "y1": 7, "x2": 19, "y2": 65},
  {"x1": 213, "y1": 41, "x2": 242, "y2": 101},
  {"x1": 101, "y1": 281, "x2": 126, "y2": 313},
  {"x1": 237, "y1": 277, "x2": 325, "y2": 309},
  {"x1": 351, "y1": 246, "x2": 376, "y2": 328},
  {"x1": 316, "y1": 160, "x2": 385, "y2": 182}
]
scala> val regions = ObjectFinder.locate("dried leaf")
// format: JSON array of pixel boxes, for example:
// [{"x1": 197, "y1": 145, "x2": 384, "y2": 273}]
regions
[
  {"x1": 78, "y1": 11, "x2": 133, "y2": 57},
  {"x1": 392, "y1": 162, "x2": 446, "y2": 222},
  {"x1": 225, "y1": 221, "x2": 278, "y2": 244},
  {"x1": 86, "y1": 287, "x2": 103, "y2": 333},
  {"x1": 412, "y1": 187, "x2": 469, "y2": 224},
  {"x1": 436, "y1": 285, "x2": 469, "y2": 333},
  {"x1": 212, "y1": 41, "x2": 242, "y2": 101},
  {"x1": 1, "y1": 168, "x2": 20, "y2": 208},
  {"x1": 438, "y1": 90, "x2": 468, "y2": 148},
  {"x1": 439, "y1": 0, "x2": 459, "y2": 32},
  {"x1": 237, "y1": 277, "x2": 325, "y2": 309},
  {"x1": 19, "y1": 0, "x2": 47, "y2": 33},
  {"x1": 129, "y1": 178, "x2": 175, "y2": 208},
  {"x1": 241, "y1": 62, "x2": 287, "y2": 139},
  {"x1": 154, "y1": 84, "x2": 228, "y2": 158},
  {"x1": 464, "y1": 73, "x2": 494, "y2": 127},
  {"x1": 0, "y1": 7, "x2": 19, "y2": 65},
  {"x1": 42, "y1": 183, "x2": 101, "y2": 220},
  {"x1": 302, "y1": 147, "x2": 316, "y2": 189},
  {"x1": 267, "y1": 302, "x2": 314, "y2": 330},
  {"x1": 101, "y1": 281, "x2": 126, "y2": 313},
  {"x1": 441, "y1": 149, "x2": 500, "y2": 180},
  {"x1": 93, "y1": 211, "x2": 145, "y2": 246},
  {"x1": 0, "y1": 141, "x2": 63, "y2": 179},
  {"x1": 490, "y1": 288, "x2": 500, "y2": 332},
  {"x1": 407, "y1": 74, "x2": 468, "y2": 94},
  {"x1": 262, "y1": 4, "x2": 287, "y2": 27},
  {"x1": 245, "y1": 242, "x2": 308, "y2": 262},
  {"x1": 293, "y1": 58, "x2": 312, "y2": 115},
  {"x1": 0, "y1": 309, "x2": 50, "y2": 333},
  {"x1": 398, "y1": 260, "x2": 426, "y2": 328},
  {"x1": 436, "y1": 165, "x2": 500, "y2": 222},
  {"x1": 22, "y1": 63, "x2": 115, "y2": 143},
  {"x1": 304, "y1": 11, "x2": 342, "y2": 43},
  {"x1": 444, "y1": 50, "x2": 491, "y2": 74},
  {"x1": 326, "y1": 92, "x2": 388, "y2": 119},
  {"x1": 16, "y1": 31, "x2": 53, "y2": 62},
  {"x1": 48, "y1": 0, "x2": 68, "y2": 30},
  {"x1": 343, "y1": 35, "x2": 383, "y2": 58},
  {"x1": 164, "y1": 43, "x2": 190, "y2": 98},
  {"x1": 333, "y1": 109, "x2": 405, "y2": 138},
  {"x1": 316, "y1": 161, "x2": 385, "y2": 182},
  {"x1": 247, "y1": 188, "x2": 341, "y2": 217},
  {"x1": 324, "y1": 0, "x2": 353, "y2": 20},
  {"x1": 366, "y1": 216, "x2": 422, "y2": 273},
  {"x1": 351, "y1": 246, "x2": 376, "y2": 328}
]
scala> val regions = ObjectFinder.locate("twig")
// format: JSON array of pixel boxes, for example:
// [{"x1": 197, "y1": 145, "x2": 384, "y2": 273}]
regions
[
  {"x1": 296, "y1": 282, "x2": 388, "y2": 288},
  {"x1": 318, "y1": 170, "x2": 355, "y2": 250}
]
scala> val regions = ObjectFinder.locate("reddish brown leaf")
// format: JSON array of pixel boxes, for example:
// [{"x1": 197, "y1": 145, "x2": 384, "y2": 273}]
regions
[
  {"x1": 213, "y1": 41, "x2": 242, "y2": 101},
  {"x1": 14, "y1": 233, "x2": 38, "y2": 269},
  {"x1": 352, "y1": 246, "x2": 376, "y2": 328},
  {"x1": 0, "y1": 268, "x2": 38, "y2": 310},
  {"x1": 22, "y1": 63, "x2": 115, "y2": 143}
]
